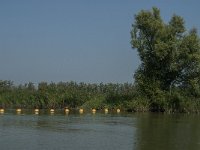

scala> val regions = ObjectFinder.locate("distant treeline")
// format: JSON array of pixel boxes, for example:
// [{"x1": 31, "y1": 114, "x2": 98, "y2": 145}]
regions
[
  {"x1": 1, "y1": 80, "x2": 200, "y2": 113},
  {"x1": 0, "y1": 80, "x2": 136, "y2": 111}
]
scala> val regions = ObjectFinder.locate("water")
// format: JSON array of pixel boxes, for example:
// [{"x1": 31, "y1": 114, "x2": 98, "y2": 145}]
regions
[{"x1": 0, "y1": 111, "x2": 200, "y2": 150}]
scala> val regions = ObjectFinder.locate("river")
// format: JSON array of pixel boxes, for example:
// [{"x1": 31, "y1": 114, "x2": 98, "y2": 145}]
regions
[{"x1": 0, "y1": 111, "x2": 200, "y2": 150}]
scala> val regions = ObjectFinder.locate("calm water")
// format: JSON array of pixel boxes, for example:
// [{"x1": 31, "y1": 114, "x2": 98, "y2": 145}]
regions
[{"x1": 0, "y1": 111, "x2": 200, "y2": 150}]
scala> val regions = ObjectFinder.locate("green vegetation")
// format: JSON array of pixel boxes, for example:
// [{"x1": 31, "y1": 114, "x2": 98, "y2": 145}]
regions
[
  {"x1": 131, "y1": 7, "x2": 200, "y2": 113},
  {"x1": 1, "y1": 7, "x2": 200, "y2": 113},
  {"x1": 0, "y1": 80, "x2": 135, "y2": 110}
]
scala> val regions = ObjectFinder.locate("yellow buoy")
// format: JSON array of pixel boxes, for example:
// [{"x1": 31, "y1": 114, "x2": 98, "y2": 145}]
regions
[
  {"x1": 92, "y1": 108, "x2": 96, "y2": 114},
  {"x1": 34, "y1": 109, "x2": 39, "y2": 112},
  {"x1": 50, "y1": 109, "x2": 55, "y2": 113},
  {"x1": 117, "y1": 108, "x2": 120, "y2": 113},
  {"x1": 65, "y1": 108, "x2": 70, "y2": 113},
  {"x1": 79, "y1": 108, "x2": 84, "y2": 114},
  {"x1": 34, "y1": 109, "x2": 39, "y2": 114},
  {"x1": 104, "y1": 108, "x2": 108, "y2": 113},
  {"x1": 16, "y1": 108, "x2": 22, "y2": 112},
  {"x1": 0, "y1": 108, "x2": 4, "y2": 113}
]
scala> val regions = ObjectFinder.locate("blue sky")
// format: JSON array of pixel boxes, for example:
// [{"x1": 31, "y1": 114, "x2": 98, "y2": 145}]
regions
[{"x1": 0, "y1": 0, "x2": 200, "y2": 84}]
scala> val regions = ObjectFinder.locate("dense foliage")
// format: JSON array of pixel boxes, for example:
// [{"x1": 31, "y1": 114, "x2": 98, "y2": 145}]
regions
[
  {"x1": 131, "y1": 7, "x2": 200, "y2": 112},
  {"x1": 0, "y1": 80, "x2": 136, "y2": 110}
]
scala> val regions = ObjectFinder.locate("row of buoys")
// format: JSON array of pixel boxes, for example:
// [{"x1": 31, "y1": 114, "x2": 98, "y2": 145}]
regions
[
  {"x1": 56, "y1": 108, "x2": 120, "y2": 114},
  {"x1": 0, "y1": 108, "x2": 121, "y2": 114}
]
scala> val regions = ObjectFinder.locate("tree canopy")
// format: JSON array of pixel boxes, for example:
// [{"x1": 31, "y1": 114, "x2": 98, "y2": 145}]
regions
[{"x1": 131, "y1": 7, "x2": 200, "y2": 112}]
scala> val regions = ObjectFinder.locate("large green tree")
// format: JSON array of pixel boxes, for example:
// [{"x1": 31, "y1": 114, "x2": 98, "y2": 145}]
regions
[{"x1": 131, "y1": 7, "x2": 200, "y2": 111}]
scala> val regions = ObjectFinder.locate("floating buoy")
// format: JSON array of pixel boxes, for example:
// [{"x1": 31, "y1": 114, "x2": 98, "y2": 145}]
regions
[
  {"x1": 92, "y1": 109, "x2": 96, "y2": 114},
  {"x1": 65, "y1": 108, "x2": 69, "y2": 113},
  {"x1": 50, "y1": 109, "x2": 54, "y2": 113},
  {"x1": 117, "y1": 109, "x2": 120, "y2": 113},
  {"x1": 34, "y1": 109, "x2": 39, "y2": 114},
  {"x1": 34, "y1": 109, "x2": 39, "y2": 112},
  {"x1": 104, "y1": 108, "x2": 108, "y2": 113},
  {"x1": 16, "y1": 108, "x2": 22, "y2": 112},
  {"x1": 0, "y1": 109, "x2": 4, "y2": 113},
  {"x1": 79, "y1": 108, "x2": 84, "y2": 114}
]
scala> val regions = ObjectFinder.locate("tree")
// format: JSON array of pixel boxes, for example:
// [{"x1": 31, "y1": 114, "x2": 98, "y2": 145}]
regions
[{"x1": 131, "y1": 7, "x2": 200, "y2": 111}]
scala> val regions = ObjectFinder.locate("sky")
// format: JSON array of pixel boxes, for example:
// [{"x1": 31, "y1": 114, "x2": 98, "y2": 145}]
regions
[{"x1": 0, "y1": 0, "x2": 200, "y2": 84}]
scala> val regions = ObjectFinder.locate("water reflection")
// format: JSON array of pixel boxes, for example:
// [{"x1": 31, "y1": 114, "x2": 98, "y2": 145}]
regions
[
  {"x1": 0, "y1": 113, "x2": 136, "y2": 150},
  {"x1": 135, "y1": 113, "x2": 200, "y2": 150},
  {"x1": 0, "y1": 112, "x2": 200, "y2": 150},
  {"x1": 34, "y1": 112, "x2": 39, "y2": 115}
]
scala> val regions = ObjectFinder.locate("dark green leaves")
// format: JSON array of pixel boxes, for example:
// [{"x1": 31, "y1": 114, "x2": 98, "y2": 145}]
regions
[{"x1": 131, "y1": 7, "x2": 200, "y2": 112}]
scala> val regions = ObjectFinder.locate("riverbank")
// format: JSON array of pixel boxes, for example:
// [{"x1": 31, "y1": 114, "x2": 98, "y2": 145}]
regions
[{"x1": 1, "y1": 80, "x2": 200, "y2": 113}]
